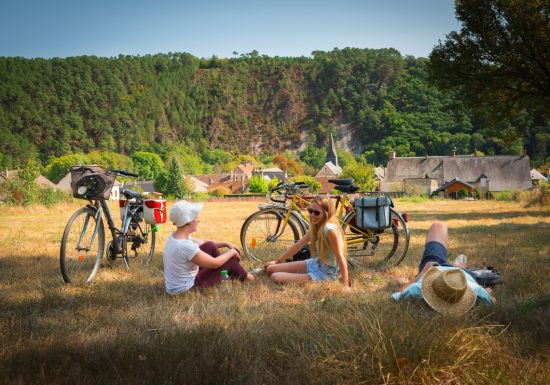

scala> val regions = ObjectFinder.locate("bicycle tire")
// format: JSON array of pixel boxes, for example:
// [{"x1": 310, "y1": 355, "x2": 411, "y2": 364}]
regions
[
  {"x1": 122, "y1": 213, "x2": 156, "y2": 267},
  {"x1": 240, "y1": 208, "x2": 302, "y2": 263},
  {"x1": 341, "y1": 207, "x2": 409, "y2": 270},
  {"x1": 60, "y1": 207, "x2": 105, "y2": 284}
]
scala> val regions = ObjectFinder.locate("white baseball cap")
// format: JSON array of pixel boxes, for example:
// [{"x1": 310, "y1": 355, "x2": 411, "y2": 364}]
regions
[{"x1": 169, "y1": 200, "x2": 204, "y2": 227}]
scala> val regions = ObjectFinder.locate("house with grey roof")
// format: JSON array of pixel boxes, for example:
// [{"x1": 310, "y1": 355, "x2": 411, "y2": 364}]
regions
[
  {"x1": 531, "y1": 169, "x2": 548, "y2": 186},
  {"x1": 380, "y1": 152, "x2": 532, "y2": 196},
  {"x1": 315, "y1": 161, "x2": 343, "y2": 177},
  {"x1": 253, "y1": 167, "x2": 286, "y2": 182}
]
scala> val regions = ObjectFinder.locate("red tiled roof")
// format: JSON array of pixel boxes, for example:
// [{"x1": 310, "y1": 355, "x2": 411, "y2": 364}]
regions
[{"x1": 235, "y1": 164, "x2": 254, "y2": 177}]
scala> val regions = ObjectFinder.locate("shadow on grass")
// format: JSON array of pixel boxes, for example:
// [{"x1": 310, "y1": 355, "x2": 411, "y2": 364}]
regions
[
  {"x1": 1, "y1": 291, "x2": 549, "y2": 385},
  {"x1": 1, "y1": 239, "x2": 549, "y2": 385}
]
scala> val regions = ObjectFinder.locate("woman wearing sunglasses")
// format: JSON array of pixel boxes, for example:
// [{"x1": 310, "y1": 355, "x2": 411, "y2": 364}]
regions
[{"x1": 264, "y1": 195, "x2": 349, "y2": 287}]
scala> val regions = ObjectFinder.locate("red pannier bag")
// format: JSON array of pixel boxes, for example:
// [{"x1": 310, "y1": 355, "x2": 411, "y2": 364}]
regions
[{"x1": 143, "y1": 199, "x2": 167, "y2": 225}]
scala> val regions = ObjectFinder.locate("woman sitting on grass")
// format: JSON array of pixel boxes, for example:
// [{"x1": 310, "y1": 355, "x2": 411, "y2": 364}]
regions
[
  {"x1": 163, "y1": 200, "x2": 254, "y2": 295},
  {"x1": 264, "y1": 195, "x2": 349, "y2": 287}
]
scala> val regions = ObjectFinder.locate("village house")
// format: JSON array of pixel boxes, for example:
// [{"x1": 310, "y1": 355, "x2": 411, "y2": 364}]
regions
[
  {"x1": 253, "y1": 167, "x2": 286, "y2": 182},
  {"x1": 187, "y1": 176, "x2": 209, "y2": 193},
  {"x1": 379, "y1": 151, "x2": 532, "y2": 198},
  {"x1": 531, "y1": 169, "x2": 548, "y2": 186},
  {"x1": 315, "y1": 134, "x2": 343, "y2": 178},
  {"x1": 192, "y1": 162, "x2": 255, "y2": 194}
]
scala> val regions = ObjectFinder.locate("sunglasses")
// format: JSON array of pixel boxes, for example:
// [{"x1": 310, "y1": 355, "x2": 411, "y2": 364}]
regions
[{"x1": 307, "y1": 208, "x2": 322, "y2": 216}]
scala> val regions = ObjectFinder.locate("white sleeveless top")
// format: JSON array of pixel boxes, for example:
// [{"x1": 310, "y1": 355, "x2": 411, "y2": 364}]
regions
[{"x1": 316, "y1": 222, "x2": 340, "y2": 267}]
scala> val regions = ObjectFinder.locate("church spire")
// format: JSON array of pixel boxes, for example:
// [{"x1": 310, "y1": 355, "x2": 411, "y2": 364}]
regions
[{"x1": 326, "y1": 133, "x2": 338, "y2": 167}]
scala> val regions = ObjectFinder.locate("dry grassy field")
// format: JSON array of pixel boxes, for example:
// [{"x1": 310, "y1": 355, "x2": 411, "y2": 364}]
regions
[{"x1": 1, "y1": 198, "x2": 549, "y2": 385}]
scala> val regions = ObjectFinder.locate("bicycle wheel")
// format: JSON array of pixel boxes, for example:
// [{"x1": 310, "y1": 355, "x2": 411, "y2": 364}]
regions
[
  {"x1": 123, "y1": 213, "x2": 156, "y2": 266},
  {"x1": 60, "y1": 207, "x2": 105, "y2": 284},
  {"x1": 240, "y1": 208, "x2": 302, "y2": 263},
  {"x1": 341, "y1": 207, "x2": 409, "y2": 270}
]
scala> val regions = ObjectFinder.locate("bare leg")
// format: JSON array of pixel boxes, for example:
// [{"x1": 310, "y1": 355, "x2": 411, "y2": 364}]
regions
[
  {"x1": 266, "y1": 260, "x2": 310, "y2": 284},
  {"x1": 425, "y1": 221, "x2": 448, "y2": 248},
  {"x1": 266, "y1": 260, "x2": 307, "y2": 275},
  {"x1": 271, "y1": 272, "x2": 312, "y2": 284}
]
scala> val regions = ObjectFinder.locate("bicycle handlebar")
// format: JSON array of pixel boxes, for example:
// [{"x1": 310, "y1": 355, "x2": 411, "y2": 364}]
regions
[
  {"x1": 109, "y1": 169, "x2": 139, "y2": 178},
  {"x1": 269, "y1": 181, "x2": 309, "y2": 202}
]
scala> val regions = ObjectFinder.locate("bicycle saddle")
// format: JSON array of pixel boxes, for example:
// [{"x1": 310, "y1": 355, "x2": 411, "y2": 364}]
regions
[
  {"x1": 328, "y1": 178, "x2": 354, "y2": 186},
  {"x1": 120, "y1": 188, "x2": 142, "y2": 199},
  {"x1": 334, "y1": 184, "x2": 359, "y2": 193}
]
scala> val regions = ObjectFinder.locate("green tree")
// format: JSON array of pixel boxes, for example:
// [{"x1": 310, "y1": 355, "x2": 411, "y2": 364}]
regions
[
  {"x1": 342, "y1": 161, "x2": 377, "y2": 192},
  {"x1": 429, "y1": 0, "x2": 550, "y2": 122},
  {"x1": 131, "y1": 151, "x2": 164, "y2": 180},
  {"x1": 44, "y1": 154, "x2": 91, "y2": 183},
  {"x1": 248, "y1": 175, "x2": 269, "y2": 193},
  {"x1": 288, "y1": 175, "x2": 321, "y2": 194},
  {"x1": 88, "y1": 150, "x2": 133, "y2": 171},
  {"x1": 2, "y1": 160, "x2": 41, "y2": 205},
  {"x1": 299, "y1": 145, "x2": 326, "y2": 169},
  {"x1": 161, "y1": 158, "x2": 188, "y2": 199}
]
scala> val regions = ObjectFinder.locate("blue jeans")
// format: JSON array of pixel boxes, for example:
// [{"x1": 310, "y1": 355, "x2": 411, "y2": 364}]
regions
[
  {"x1": 305, "y1": 257, "x2": 339, "y2": 281},
  {"x1": 418, "y1": 241, "x2": 476, "y2": 279}
]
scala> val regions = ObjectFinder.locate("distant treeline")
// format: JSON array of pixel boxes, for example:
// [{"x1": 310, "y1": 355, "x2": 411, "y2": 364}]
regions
[{"x1": 1, "y1": 48, "x2": 547, "y2": 169}]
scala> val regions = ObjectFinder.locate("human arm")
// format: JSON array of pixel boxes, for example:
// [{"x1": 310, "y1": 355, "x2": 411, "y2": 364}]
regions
[
  {"x1": 193, "y1": 238, "x2": 242, "y2": 257},
  {"x1": 216, "y1": 240, "x2": 242, "y2": 256},
  {"x1": 476, "y1": 286, "x2": 497, "y2": 304},
  {"x1": 485, "y1": 287, "x2": 497, "y2": 303},
  {"x1": 398, "y1": 261, "x2": 439, "y2": 292},
  {"x1": 190, "y1": 248, "x2": 240, "y2": 269},
  {"x1": 326, "y1": 228, "x2": 349, "y2": 287},
  {"x1": 264, "y1": 232, "x2": 310, "y2": 267}
]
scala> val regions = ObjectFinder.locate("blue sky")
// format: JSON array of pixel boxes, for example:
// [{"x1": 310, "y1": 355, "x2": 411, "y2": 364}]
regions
[{"x1": 0, "y1": 0, "x2": 460, "y2": 59}]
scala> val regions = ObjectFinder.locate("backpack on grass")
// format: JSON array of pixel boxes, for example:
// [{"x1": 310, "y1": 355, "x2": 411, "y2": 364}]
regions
[
  {"x1": 290, "y1": 246, "x2": 311, "y2": 262},
  {"x1": 470, "y1": 266, "x2": 502, "y2": 287}
]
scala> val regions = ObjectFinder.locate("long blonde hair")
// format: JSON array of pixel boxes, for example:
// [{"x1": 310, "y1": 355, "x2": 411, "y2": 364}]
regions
[{"x1": 308, "y1": 195, "x2": 347, "y2": 264}]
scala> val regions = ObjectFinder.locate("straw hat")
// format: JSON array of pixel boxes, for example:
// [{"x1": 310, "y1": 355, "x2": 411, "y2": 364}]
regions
[
  {"x1": 169, "y1": 200, "x2": 204, "y2": 227},
  {"x1": 421, "y1": 267, "x2": 476, "y2": 317}
]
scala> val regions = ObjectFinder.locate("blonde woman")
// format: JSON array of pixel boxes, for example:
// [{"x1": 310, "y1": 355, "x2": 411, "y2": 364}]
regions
[{"x1": 265, "y1": 195, "x2": 349, "y2": 287}]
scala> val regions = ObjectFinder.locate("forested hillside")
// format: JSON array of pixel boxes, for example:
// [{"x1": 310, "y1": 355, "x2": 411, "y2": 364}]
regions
[{"x1": 1, "y1": 48, "x2": 547, "y2": 170}]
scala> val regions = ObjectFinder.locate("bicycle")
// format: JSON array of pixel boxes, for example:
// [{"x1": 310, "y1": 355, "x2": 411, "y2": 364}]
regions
[
  {"x1": 240, "y1": 180, "x2": 410, "y2": 270},
  {"x1": 59, "y1": 166, "x2": 165, "y2": 284}
]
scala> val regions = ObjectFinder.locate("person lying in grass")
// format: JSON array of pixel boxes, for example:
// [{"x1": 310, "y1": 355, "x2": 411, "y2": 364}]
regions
[
  {"x1": 392, "y1": 221, "x2": 496, "y2": 316},
  {"x1": 163, "y1": 200, "x2": 254, "y2": 294},
  {"x1": 264, "y1": 195, "x2": 350, "y2": 287}
]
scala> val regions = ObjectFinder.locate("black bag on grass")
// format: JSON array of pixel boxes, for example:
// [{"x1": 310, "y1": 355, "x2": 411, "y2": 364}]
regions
[
  {"x1": 470, "y1": 266, "x2": 502, "y2": 287},
  {"x1": 291, "y1": 246, "x2": 311, "y2": 262}
]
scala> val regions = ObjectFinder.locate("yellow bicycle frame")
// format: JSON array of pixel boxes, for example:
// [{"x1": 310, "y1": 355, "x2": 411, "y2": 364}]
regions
[{"x1": 282, "y1": 193, "x2": 375, "y2": 246}]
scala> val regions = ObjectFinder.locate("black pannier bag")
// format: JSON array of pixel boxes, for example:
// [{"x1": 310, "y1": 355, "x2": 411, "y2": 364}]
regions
[
  {"x1": 470, "y1": 266, "x2": 502, "y2": 287},
  {"x1": 354, "y1": 197, "x2": 392, "y2": 229},
  {"x1": 70, "y1": 165, "x2": 115, "y2": 200}
]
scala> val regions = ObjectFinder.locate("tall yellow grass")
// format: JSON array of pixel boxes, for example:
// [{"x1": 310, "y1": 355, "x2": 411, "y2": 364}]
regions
[{"x1": 0, "y1": 199, "x2": 549, "y2": 384}]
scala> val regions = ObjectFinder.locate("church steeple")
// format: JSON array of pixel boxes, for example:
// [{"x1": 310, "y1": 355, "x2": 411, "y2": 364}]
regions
[{"x1": 326, "y1": 133, "x2": 338, "y2": 167}]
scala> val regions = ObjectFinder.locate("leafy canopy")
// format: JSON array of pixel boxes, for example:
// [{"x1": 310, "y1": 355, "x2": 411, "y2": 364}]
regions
[{"x1": 429, "y1": 0, "x2": 550, "y2": 122}]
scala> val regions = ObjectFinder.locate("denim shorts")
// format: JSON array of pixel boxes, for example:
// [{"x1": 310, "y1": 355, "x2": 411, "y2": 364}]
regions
[
  {"x1": 306, "y1": 257, "x2": 339, "y2": 281},
  {"x1": 418, "y1": 241, "x2": 475, "y2": 279}
]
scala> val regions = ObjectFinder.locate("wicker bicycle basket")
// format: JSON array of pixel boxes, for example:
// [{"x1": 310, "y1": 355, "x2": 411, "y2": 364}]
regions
[{"x1": 70, "y1": 165, "x2": 115, "y2": 200}]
